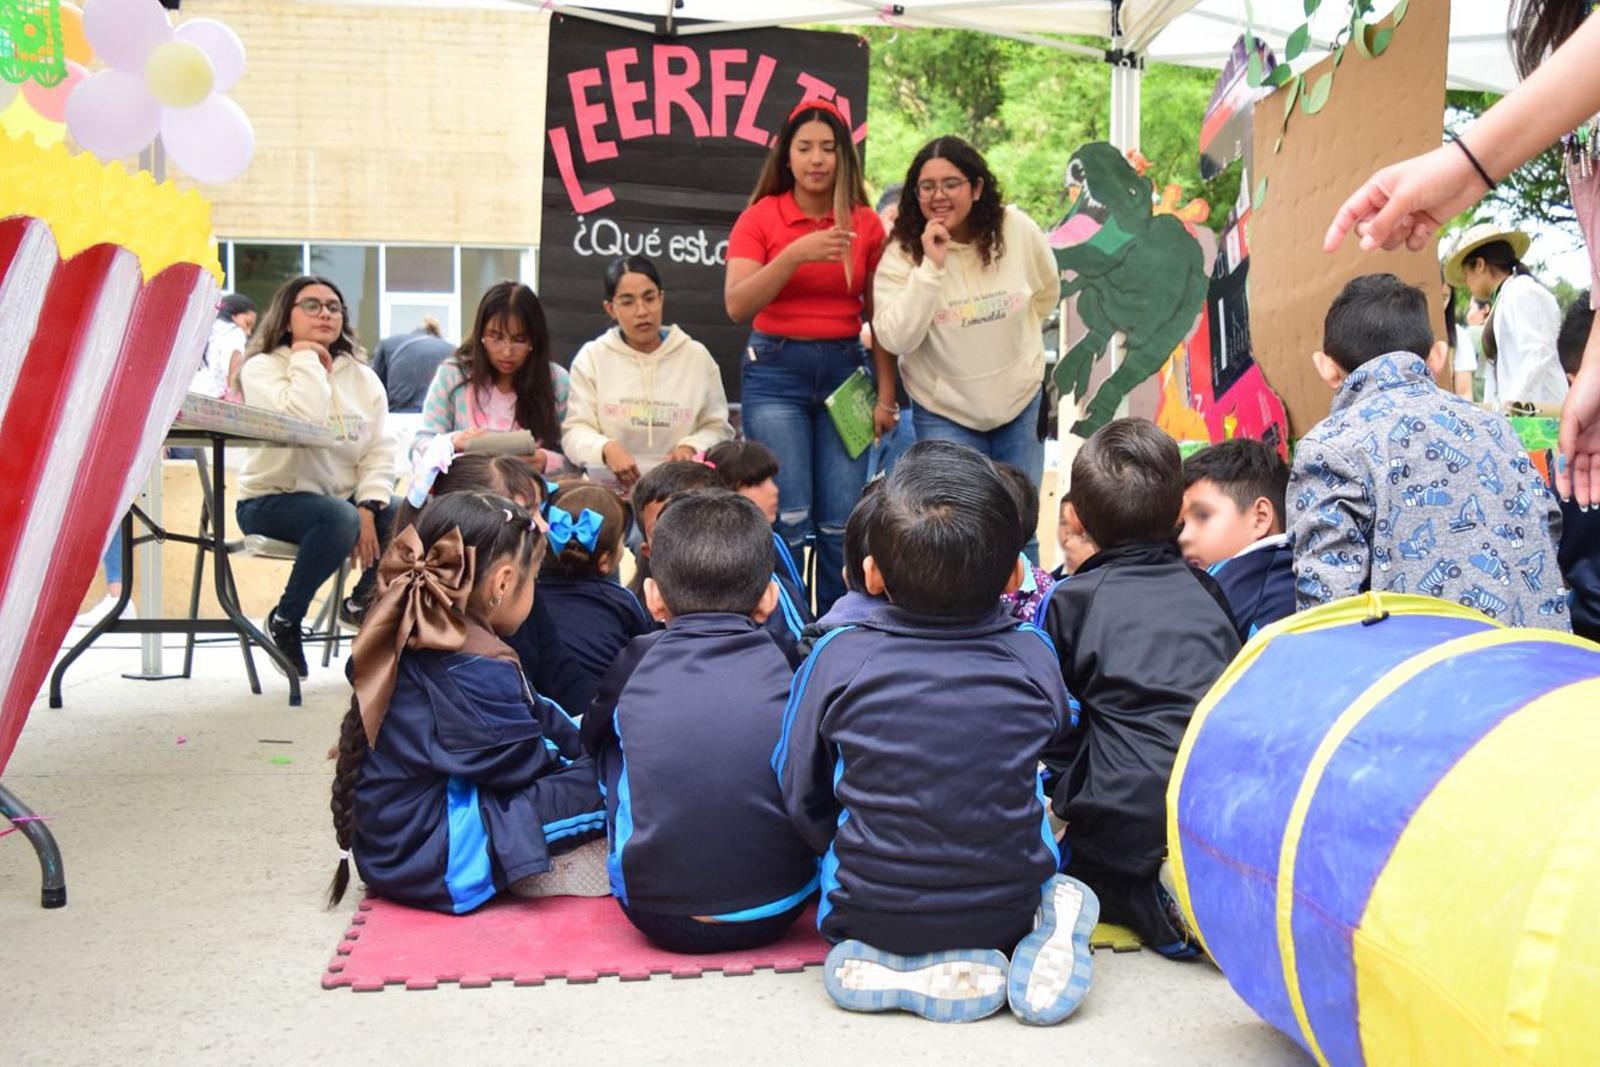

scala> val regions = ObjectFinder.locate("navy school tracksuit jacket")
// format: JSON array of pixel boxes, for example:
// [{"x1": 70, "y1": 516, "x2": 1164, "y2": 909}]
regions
[
  {"x1": 581, "y1": 614, "x2": 819, "y2": 916},
  {"x1": 1559, "y1": 496, "x2": 1600, "y2": 643},
  {"x1": 774, "y1": 602, "x2": 1068, "y2": 947},
  {"x1": 1038, "y1": 540, "x2": 1241, "y2": 880},
  {"x1": 352, "y1": 644, "x2": 605, "y2": 914},
  {"x1": 1207, "y1": 534, "x2": 1295, "y2": 641},
  {"x1": 766, "y1": 532, "x2": 813, "y2": 669},
  {"x1": 535, "y1": 576, "x2": 654, "y2": 713},
  {"x1": 505, "y1": 594, "x2": 592, "y2": 718}
]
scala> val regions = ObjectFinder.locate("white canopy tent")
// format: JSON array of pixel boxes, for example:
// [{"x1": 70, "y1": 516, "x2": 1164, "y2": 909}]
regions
[{"x1": 373, "y1": 0, "x2": 1520, "y2": 147}]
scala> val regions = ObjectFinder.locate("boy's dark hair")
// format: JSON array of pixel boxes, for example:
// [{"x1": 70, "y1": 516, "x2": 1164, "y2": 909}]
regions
[
  {"x1": 705, "y1": 439, "x2": 780, "y2": 491},
  {"x1": 649, "y1": 491, "x2": 774, "y2": 616},
  {"x1": 843, "y1": 477, "x2": 887, "y2": 594},
  {"x1": 1182, "y1": 438, "x2": 1289, "y2": 527},
  {"x1": 1558, "y1": 291, "x2": 1593, "y2": 377},
  {"x1": 1072, "y1": 418, "x2": 1183, "y2": 548},
  {"x1": 868, "y1": 440, "x2": 1021, "y2": 616},
  {"x1": 1322, "y1": 273, "x2": 1435, "y2": 373},
  {"x1": 632, "y1": 460, "x2": 723, "y2": 516},
  {"x1": 330, "y1": 490, "x2": 541, "y2": 908},
  {"x1": 993, "y1": 462, "x2": 1040, "y2": 540}
]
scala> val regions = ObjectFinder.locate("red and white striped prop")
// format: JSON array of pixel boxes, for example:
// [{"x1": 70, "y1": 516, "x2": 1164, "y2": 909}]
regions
[{"x1": 0, "y1": 136, "x2": 220, "y2": 776}]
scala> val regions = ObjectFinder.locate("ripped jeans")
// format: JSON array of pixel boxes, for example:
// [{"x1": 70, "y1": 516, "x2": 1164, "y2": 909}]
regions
[{"x1": 741, "y1": 332, "x2": 870, "y2": 615}]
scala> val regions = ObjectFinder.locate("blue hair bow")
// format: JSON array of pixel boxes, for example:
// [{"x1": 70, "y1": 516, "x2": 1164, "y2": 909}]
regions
[{"x1": 546, "y1": 504, "x2": 603, "y2": 555}]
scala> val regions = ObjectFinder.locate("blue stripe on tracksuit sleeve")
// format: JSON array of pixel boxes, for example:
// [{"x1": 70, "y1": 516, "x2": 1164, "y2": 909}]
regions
[
  {"x1": 771, "y1": 625, "x2": 855, "y2": 778},
  {"x1": 775, "y1": 575, "x2": 804, "y2": 639}
]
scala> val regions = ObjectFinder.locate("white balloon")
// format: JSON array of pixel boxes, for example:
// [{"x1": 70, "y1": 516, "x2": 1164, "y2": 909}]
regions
[
  {"x1": 174, "y1": 18, "x2": 246, "y2": 94},
  {"x1": 82, "y1": 0, "x2": 173, "y2": 74},
  {"x1": 161, "y1": 94, "x2": 254, "y2": 184},
  {"x1": 65, "y1": 70, "x2": 162, "y2": 161}
]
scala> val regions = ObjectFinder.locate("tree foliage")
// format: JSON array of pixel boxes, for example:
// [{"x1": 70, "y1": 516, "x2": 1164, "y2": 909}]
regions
[{"x1": 854, "y1": 27, "x2": 1241, "y2": 233}]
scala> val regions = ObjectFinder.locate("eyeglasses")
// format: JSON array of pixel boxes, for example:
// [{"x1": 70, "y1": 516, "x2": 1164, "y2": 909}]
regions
[
  {"x1": 612, "y1": 290, "x2": 662, "y2": 311},
  {"x1": 295, "y1": 298, "x2": 343, "y2": 317},
  {"x1": 482, "y1": 330, "x2": 533, "y2": 352},
  {"x1": 916, "y1": 177, "x2": 970, "y2": 200}
]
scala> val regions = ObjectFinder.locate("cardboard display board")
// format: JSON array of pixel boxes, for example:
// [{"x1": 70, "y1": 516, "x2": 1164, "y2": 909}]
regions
[
  {"x1": 1248, "y1": 0, "x2": 1449, "y2": 438},
  {"x1": 539, "y1": 16, "x2": 869, "y2": 398}
]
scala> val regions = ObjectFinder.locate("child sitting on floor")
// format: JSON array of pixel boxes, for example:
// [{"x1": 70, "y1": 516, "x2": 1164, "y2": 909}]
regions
[
  {"x1": 581, "y1": 491, "x2": 817, "y2": 952},
  {"x1": 1038, "y1": 418, "x2": 1240, "y2": 959},
  {"x1": 995, "y1": 462, "x2": 1056, "y2": 622},
  {"x1": 1555, "y1": 294, "x2": 1600, "y2": 642},
  {"x1": 537, "y1": 482, "x2": 653, "y2": 713},
  {"x1": 626, "y1": 460, "x2": 724, "y2": 601},
  {"x1": 395, "y1": 452, "x2": 590, "y2": 717},
  {"x1": 1179, "y1": 438, "x2": 1293, "y2": 639},
  {"x1": 329, "y1": 491, "x2": 605, "y2": 914},
  {"x1": 1287, "y1": 274, "x2": 1567, "y2": 629},
  {"x1": 778, "y1": 439, "x2": 1097, "y2": 1026},
  {"x1": 706, "y1": 439, "x2": 814, "y2": 661}
]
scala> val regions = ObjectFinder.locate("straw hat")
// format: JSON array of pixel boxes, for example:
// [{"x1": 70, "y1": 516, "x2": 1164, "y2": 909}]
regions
[{"x1": 1443, "y1": 222, "x2": 1532, "y2": 287}]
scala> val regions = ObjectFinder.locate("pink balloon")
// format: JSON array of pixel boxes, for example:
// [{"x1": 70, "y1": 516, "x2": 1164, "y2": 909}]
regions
[
  {"x1": 161, "y1": 94, "x2": 254, "y2": 184},
  {"x1": 82, "y1": 0, "x2": 172, "y2": 74},
  {"x1": 21, "y1": 61, "x2": 88, "y2": 124},
  {"x1": 66, "y1": 70, "x2": 161, "y2": 160},
  {"x1": 174, "y1": 18, "x2": 246, "y2": 94}
]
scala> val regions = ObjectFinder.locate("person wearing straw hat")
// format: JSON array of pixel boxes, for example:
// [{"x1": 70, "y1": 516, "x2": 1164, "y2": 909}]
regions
[{"x1": 1444, "y1": 222, "x2": 1567, "y2": 409}]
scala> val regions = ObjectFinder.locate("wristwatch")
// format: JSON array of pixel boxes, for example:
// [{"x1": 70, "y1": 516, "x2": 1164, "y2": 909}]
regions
[{"x1": 358, "y1": 499, "x2": 385, "y2": 517}]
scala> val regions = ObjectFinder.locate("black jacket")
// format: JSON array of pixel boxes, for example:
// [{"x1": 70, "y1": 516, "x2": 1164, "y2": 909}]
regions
[
  {"x1": 582, "y1": 614, "x2": 817, "y2": 915},
  {"x1": 536, "y1": 576, "x2": 653, "y2": 713},
  {"x1": 505, "y1": 595, "x2": 593, "y2": 717},
  {"x1": 776, "y1": 602, "x2": 1068, "y2": 947},
  {"x1": 1039, "y1": 540, "x2": 1240, "y2": 879}
]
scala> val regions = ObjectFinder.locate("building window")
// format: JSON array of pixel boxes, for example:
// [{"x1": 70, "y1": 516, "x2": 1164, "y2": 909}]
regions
[
  {"x1": 310, "y1": 244, "x2": 380, "y2": 352},
  {"x1": 460, "y1": 247, "x2": 527, "y2": 329},
  {"x1": 384, "y1": 246, "x2": 454, "y2": 293},
  {"x1": 232, "y1": 243, "x2": 305, "y2": 322}
]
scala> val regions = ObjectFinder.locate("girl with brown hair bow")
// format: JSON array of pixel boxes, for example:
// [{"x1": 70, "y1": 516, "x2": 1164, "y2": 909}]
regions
[{"x1": 328, "y1": 491, "x2": 607, "y2": 913}]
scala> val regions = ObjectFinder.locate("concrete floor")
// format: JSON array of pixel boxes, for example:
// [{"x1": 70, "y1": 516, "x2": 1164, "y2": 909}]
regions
[{"x1": 2, "y1": 637, "x2": 1307, "y2": 1066}]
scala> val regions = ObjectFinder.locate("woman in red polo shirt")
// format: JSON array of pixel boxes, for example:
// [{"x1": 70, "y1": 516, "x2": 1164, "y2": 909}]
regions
[{"x1": 725, "y1": 99, "x2": 893, "y2": 613}]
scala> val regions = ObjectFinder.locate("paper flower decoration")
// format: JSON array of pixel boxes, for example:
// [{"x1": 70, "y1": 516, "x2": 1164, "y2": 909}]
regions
[{"x1": 65, "y1": 0, "x2": 253, "y2": 183}]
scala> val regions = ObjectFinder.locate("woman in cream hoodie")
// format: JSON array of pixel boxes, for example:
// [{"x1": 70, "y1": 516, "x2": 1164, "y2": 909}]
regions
[
  {"x1": 236, "y1": 275, "x2": 398, "y2": 677},
  {"x1": 561, "y1": 256, "x2": 734, "y2": 489},
  {"x1": 874, "y1": 137, "x2": 1060, "y2": 486}
]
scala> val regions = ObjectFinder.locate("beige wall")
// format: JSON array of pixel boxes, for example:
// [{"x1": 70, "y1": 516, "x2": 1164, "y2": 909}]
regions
[{"x1": 182, "y1": 0, "x2": 548, "y2": 245}]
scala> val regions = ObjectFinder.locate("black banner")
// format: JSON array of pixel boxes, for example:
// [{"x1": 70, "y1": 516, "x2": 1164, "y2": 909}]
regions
[{"x1": 540, "y1": 15, "x2": 871, "y2": 401}]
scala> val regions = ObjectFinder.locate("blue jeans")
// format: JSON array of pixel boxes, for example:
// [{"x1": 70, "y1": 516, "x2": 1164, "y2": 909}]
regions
[
  {"x1": 236, "y1": 492, "x2": 398, "y2": 623},
  {"x1": 741, "y1": 333, "x2": 870, "y2": 614},
  {"x1": 866, "y1": 397, "x2": 916, "y2": 481},
  {"x1": 913, "y1": 389, "x2": 1045, "y2": 562}
]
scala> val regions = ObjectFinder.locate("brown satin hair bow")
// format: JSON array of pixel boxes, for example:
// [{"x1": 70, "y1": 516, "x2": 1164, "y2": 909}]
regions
[{"x1": 351, "y1": 525, "x2": 476, "y2": 745}]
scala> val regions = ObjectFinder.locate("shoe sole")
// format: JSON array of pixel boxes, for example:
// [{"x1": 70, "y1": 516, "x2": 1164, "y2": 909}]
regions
[
  {"x1": 823, "y1": 940, "x2": 1008, "y2": 1023},
  {"x1": 1007, "y1": 875, "x2": 1098, "y2": 1026}
]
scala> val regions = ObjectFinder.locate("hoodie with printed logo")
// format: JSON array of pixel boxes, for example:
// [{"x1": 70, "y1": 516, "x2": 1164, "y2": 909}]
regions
[{"x1": 560, "y1": 325, "x2": 734, "y2": 467}]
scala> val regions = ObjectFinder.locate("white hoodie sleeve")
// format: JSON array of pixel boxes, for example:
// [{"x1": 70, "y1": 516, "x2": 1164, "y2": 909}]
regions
[
  {"x1": 1020, "y1": 210, "x2": 1063, "y2": 323},
  {"x1": 353, "y1": 368, "x2": 398, "y2": 505},
  {"x1": 871, "y1": 240, "x2": 944, "y2": 356},
  {"x1": 675, "y1": 343, "x2": 735, "y2": 454},
  {"x1": 241, "y1": 348, "x2": 332, "y2": 424},
  {"x1": 560, "y1": 342, "x2": 611, "y2": 467}
]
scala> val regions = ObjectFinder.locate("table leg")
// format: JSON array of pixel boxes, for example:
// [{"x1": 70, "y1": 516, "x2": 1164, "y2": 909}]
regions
[
  {"x1": 0, "y1": 782, "x2": 66, "y2": 908},
  {"x1": 208, "y1": 437, "x2": 300, "y2": 706},
  {"x1": 48, "y1": 510, "x2": 137, "y2": 708}
]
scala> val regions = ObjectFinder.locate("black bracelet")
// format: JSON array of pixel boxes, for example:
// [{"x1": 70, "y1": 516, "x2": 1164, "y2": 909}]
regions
[{"x1": 1449, "y1": 133, "x2": 1496, "y2": 191}]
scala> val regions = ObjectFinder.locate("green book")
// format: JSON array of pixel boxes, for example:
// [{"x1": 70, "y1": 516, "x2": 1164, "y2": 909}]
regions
[{"x1": 825, "y1": 368, "x2": 877, "y2": 460}]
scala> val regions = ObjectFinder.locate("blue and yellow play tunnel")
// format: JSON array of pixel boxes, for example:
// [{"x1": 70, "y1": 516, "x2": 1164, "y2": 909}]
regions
[{"x1": 1167, "y1": 593, "x2": 1600, "y2": 1066}]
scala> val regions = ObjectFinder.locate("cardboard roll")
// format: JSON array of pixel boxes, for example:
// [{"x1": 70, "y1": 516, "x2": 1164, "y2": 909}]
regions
[{"x1": 1167, "y1": 593, "x2": 1600, "y2": 1066}]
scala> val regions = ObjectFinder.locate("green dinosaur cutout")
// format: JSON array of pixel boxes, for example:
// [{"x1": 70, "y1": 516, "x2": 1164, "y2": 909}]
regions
[{"x1": 1048, "y1": 142, "x2": 1209, "y2": 436}]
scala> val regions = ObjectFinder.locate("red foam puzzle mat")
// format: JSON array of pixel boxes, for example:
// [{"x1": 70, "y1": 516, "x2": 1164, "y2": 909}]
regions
[{"x1": 324, "y1": 895, "x2": 829, "y2": 991}]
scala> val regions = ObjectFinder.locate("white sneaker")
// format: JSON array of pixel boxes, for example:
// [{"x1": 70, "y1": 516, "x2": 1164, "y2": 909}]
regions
[{"x1": 71, "y1": 595, "x2": 134, "y2": 629}]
